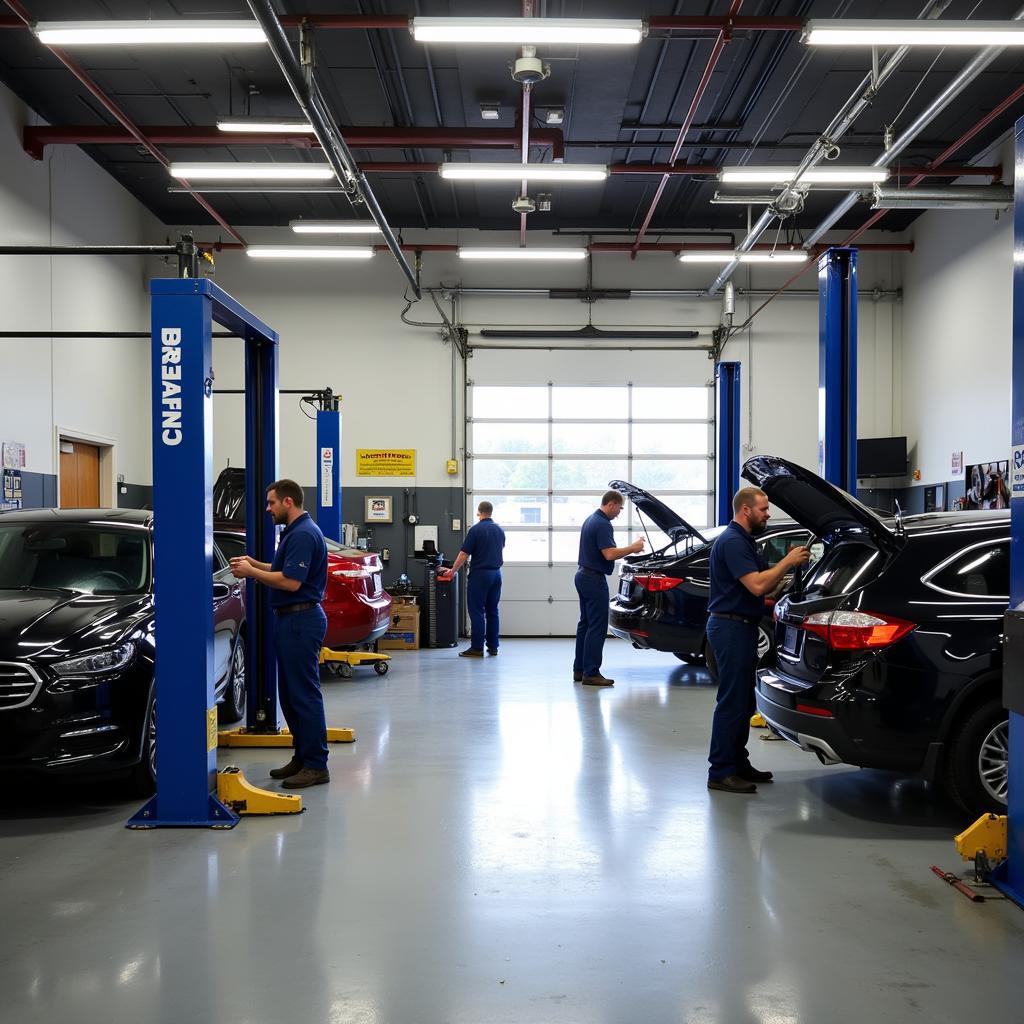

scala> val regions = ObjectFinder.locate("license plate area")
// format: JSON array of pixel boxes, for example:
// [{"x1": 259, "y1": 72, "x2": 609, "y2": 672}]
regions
[
  {"x1": 781, "y1": 624, "x2": 800, "y2": 656},
  {"x1": 619, "y1": 578, "x2": 631, "y2": 598}
]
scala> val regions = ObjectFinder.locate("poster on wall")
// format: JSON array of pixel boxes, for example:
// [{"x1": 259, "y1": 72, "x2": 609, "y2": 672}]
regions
[
  {"x1": 963, "y1": 461, "x2": 1009, "y2": 510},
  {"x1": 951, "y1": 451, "x2": 963, "y2": 476},
  {"x1": 924, "y1": 485, "x2": 945, "y2": 512},
  {"x1": 356, "y1": 449, "x2": 416, "y2": 477}
]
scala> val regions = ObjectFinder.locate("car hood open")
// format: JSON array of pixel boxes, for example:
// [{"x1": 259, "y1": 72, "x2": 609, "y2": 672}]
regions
[
  {"x1": 608, "y1": 480, "x2": 708, "y2": 544},
  {"x1": 741, "y1": 456, "x2": 897, "y2": 550}
]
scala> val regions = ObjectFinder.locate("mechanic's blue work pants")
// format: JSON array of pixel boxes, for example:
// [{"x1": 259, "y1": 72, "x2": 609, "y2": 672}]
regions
[
  {"x1": 274, "y1": 605, "x2": 329, "y2": 771},
  {"x1": 467, "y1": 568, "x2": 501, "y2": 652},
  {"x1": 573, "y1": 569, "x2": 610, "y2": 678},
  {"x1": 706, "y1": 616, "x2": 759, "y2": 781}
]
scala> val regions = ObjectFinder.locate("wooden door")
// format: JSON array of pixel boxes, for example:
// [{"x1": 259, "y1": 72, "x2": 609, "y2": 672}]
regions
[{"x1": 59, "y1": 441, "x2": 101, "y2": 508}]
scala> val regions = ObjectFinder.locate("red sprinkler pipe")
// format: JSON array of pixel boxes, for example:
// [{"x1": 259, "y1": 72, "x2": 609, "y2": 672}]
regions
[{"x1": 630, "y1": 0, "x2": 744, "y2": 256}]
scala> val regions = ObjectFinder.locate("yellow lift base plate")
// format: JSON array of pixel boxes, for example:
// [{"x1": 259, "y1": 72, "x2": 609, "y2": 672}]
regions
[
  {"x1": 217, "y1": 766, "x2": 303, "y2": 815},
  {"x1": 320, "y1": 647, "x2": 391, "y2": 677},
  {"x1": 955, "y1": 813, "x2": 1008, "y2": 863},
  {"x1": 218, "y1": 726, "x2": 356, "y2": 748},
  {"x1": 750, "y1": 713, "x2": 768, "y2": 728}
]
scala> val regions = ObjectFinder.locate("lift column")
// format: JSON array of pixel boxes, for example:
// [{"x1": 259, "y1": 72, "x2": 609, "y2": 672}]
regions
[
  {"x1": 716, "y1": 361, "x2": 741, "y2": 525},
  {"x1": 315, "y1": 389, "x2": 343, "y2": 543},
  {"x1": 817, "y1": 247, "x2": 858, "y2": 490},
  {"x1": 993, "y1": 115, "x2": 1024, "y2": 907}
]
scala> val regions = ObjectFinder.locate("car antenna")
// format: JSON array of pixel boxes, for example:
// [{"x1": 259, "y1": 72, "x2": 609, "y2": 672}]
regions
[{"x1": 893, "y1": 499, "x2": 906, "y2": 537}]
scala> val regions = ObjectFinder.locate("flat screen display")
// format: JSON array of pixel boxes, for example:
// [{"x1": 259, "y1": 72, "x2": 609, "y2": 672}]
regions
[{"x1": 856, "y1": 436, "x2": 907, "y2": 478}]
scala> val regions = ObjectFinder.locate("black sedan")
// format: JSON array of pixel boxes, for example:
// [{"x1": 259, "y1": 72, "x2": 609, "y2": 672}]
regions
[
  {"x1": 0, "y1": 509, "x2": 247, "y2": 793},
  {"x1": 608, "y1": 480, "x2": 817, "y2": 672},
  {"x1": 745, "y1": 456, "x2": 1009, "y2": 817}
]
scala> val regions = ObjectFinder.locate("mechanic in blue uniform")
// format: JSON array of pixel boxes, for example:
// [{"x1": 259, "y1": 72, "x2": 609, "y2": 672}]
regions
[
  {"x1": 573, "y1": 489, "x2": 645, "y2": 686},
  {"x1": 229, "y1": 478, "x2": 330, "y2": 789},
  {"x1": 706, "y1": 486, "x2": 808, "y2": 794},
  {"x1": 444, "y1": 500, "x2": 506, "y2": 658}
]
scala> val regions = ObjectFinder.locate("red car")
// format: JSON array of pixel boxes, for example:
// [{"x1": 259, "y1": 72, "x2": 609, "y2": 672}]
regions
[{"x1": 214, "y1": 525, "x2": 392, "y2": 648}]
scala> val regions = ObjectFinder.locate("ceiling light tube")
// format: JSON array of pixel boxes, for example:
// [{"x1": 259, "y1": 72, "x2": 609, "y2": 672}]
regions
[
  {"x1": 34, "y1": 20, "x2": 266, "y2": 46},
  {"x1": 458, "y1": 248, "x2": 588, "y2": 261},
  {"x1": 678, "y1": 252, "x2": 739, "y2": 263},
  {"x1": 246, "y1": 247, "x2": 375, "y2": 260},
  {"x1": 720, "y1": 167, "x2": 889, "y2": 185},
  {"x1": 804, "y1": 19, "x2": 1024, "y2": 47},
  {"x1": 218, "y1": 118, "x2": 314, "y2": 133},
  {"x1": 290, "y1": 220, "x2": 383, "y2": 234},
  {"x1": 169, "y1": 162, "x2": 335, "y2": 181},
  {"x1": 440, "y1": 162, "x2": 607, "y2": 182},
  {"x1": 678, "y1": 251, "x2": 807, "y2": 264},
  {"x1": 411, "y1": 17, "x2": 644, "y2": 45}
]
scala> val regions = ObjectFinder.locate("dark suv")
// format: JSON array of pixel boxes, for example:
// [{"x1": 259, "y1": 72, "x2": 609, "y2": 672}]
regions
[{"x1": 744, "y1": 456, "x2": 1009, "y2": 816}]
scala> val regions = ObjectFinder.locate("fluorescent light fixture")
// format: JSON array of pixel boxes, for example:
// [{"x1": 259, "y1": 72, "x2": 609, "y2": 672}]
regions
[
  {"x1": 719, "y1": 166, "x2": 889, "y2": 185},
  {"x1": 170, "y1": 162, "x2": 335, "y2": 181},
  {"x1": 479, "y1": 104, "x2": 501, "y2": 120},
  {"x1": 246, "y1": 247, "x2": 375, "y2": 260},
  {"x1": 710, "y1": 191, "x2": 780, "y2": 205},
  {"x1": 545, "y1": 108, "x2": 565, "y2": 125},
  {"x1": 804, "y1": 19, "x2": 1024, "y2": 47},
  {"x1": 217, "y1": 118, "x2": 314, "y2": 133},
  {"x1": 458, "y1": 248, "x2": 588, "y2": 261},
  {"x1": 678, "y1": 251, "x2": 807, "y2": 264},
  {"x1": 290, "y1": 220, "x2": 383, "y2": 234},
  {"x1": 35, "y1": 20, "x2": 266, "y2": 46},
  {"x1": 411, "y1": 17, "x2": 644, "y2": 45},
  {"x1": 440, "y1": 162, "x2": 607, "y2": 182}
]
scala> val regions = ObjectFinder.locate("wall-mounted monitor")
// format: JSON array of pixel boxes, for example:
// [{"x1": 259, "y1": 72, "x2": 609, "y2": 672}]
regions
[{"x1": 856, "y1": 436, "x2": 908, "y2": 478}]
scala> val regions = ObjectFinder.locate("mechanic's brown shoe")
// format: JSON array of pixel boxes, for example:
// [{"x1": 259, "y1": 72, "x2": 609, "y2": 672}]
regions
[
  {"x1": 487, "y1": 648, "x2": 498, "y2": 656},
  {"x1": 582, "y1": 674, "x2": 614, "y2": 686},
  {"x1": 707, "y1": 775, "x2": 757, "y2": 794},
  {"x1": 573, "y1": 671, "x2": 583, "y2": 682},
  {"x1": 737, "y1": 765, "x2": 774, "y2": 783},
  {"x1": 459, "y1": 647, "x2": 485, "y2": 658},
  {"x1": 282, "y1": 767, "x2": 330, "y2": 789},
  {"x1": 269, "y1": 756, "x2": 302, "y2": 779}
]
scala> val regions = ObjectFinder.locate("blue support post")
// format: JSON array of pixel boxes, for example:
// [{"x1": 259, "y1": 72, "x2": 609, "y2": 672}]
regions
[
  {"x1": 991, "y1": 115, "x2": 1024, "y2": 906},
  {"x1": 316, "y1": 408, "x2": 343, "y2": 542},
  {"x1": 130, "y1": 279, "x2": 278, "y2": 829},
  {"x1": 817, "y1": 247, "x2": 858, "y2": 491},
  {"x1": 716, "y1": 361, "x2": 741, "y2": 526}
]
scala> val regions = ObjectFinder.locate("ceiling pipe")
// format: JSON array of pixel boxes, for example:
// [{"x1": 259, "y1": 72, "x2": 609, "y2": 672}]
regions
[
  {"x1": 871, "y1": 184, "x2": 1012, "y2": 208},
  {"x1": 803, "y1": 2, "x2": 1024, "y2": 249},
  {"x1": 2, "y1": 0, "x2": 244, "y2": 245},
  {"x1": 630, "y1": 0, "x2": 744, "y2": 256},
  {"x1": 706, "y1": 0, "x2": 950, "y2": 296},
  {"x1": 244, "y1": 0, "x2": 419, "y2": 298},
  {"x1": 23, "y1": 125, "x2": 565, "y2": 161}
]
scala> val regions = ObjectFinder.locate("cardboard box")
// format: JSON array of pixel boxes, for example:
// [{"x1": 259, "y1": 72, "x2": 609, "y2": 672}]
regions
[{"x1": 379, "y1": 605, "x2": 420, "y2": 650}]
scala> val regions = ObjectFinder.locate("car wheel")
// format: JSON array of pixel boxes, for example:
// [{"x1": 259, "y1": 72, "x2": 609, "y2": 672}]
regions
[
  {"x1": 217, "y1": 636, "x2": 247, "y2": 723},
  {"x1": 128, "y1": 689, "x2": 157, "y2": 797},
  {"x1": 756, "y1": 624, "x2": 775, "y2": 668},
  {"x1": 944, "y1": 698, "x2": 1009, "y2": 815},
  {"x1": 673, "y1": 651, "x2": 705, "y2": 666},
  {"x1": 374, "y1": 660, "x2": 389, "y2": 676}
]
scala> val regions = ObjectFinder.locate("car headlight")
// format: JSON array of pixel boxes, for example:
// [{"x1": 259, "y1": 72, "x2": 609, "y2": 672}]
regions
[{"x1": 52, "y1": 642, "x2": 136, "y2": 678}]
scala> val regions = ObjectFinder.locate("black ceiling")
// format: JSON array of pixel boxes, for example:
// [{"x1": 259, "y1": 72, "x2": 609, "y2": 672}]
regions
[{"x1": 1, "y1": 0, "x2": 1022, "y2": 241}]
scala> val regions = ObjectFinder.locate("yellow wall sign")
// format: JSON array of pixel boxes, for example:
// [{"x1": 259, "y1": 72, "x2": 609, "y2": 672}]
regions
[{"x1": 357, "y1": 449, "x2": 416, "y2": 477}]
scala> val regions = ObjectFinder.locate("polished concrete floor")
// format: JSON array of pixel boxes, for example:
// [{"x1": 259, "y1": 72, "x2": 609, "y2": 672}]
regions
[{"x1": 1, "y1": 638, "x2": 1020, "y2": 1024}]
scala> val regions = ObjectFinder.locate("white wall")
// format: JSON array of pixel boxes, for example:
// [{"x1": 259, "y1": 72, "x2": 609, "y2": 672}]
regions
[
  {"x1": 0, "y1": 81, "x2": 163, "y2": 487},
  {"x1": 901, "y1": 206, "x2": 1012, "y2": 483}
]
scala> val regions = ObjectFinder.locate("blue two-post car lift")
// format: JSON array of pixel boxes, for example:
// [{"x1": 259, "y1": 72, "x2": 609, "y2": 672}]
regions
[{"x1": 715, "y1": 361, "x2": 741, "y2": 526}]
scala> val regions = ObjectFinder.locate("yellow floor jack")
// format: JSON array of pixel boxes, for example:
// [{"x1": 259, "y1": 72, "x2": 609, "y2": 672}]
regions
[
  {"x1": 320, "y1": 647, "x2": 391, "y2": 678},
  {"x1": 750, "y1": 712, "x2": 783, "y2": 739}
]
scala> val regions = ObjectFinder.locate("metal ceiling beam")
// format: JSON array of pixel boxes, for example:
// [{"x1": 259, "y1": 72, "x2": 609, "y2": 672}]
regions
[{"x1": 245, "y1": 0, "x2": 418, "y2": 297}]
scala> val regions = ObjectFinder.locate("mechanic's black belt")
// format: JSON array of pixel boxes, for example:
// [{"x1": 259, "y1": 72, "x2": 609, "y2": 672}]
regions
[
  {"x1": 273, "y1": 600, "x2": 319, "y2": 617},
  {"x1": 710, "y1": 612, "x2": 761, "y2": 626},
  {"x1": 577, "y1": 565, "x2": 606, "y2": 576}
]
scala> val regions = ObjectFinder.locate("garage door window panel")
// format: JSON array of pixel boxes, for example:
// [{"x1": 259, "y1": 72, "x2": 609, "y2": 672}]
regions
[
  {"x1": 633, "y1": 387, "x2": 709, "y2": 419},
  {"x1": 632, "y1": 422, "x2": 710, "y2": 456},
  {"x1": 472, "y1": 386, "x2": 548, "y2": 419},
  {"x1": 475, "y1": 494, "x2": 550, "y2": 526},
  {"x1": 503, "y1": 530, "x2": 550, "y2": 563},
  {"x1": 472, "y1": 458, "x2": 549, "y2": 490},
  {"x1": 630, "y1": 459, "x2": 709, "y2": 491},
  {"x1": 552, "y1": 387, "x2": 628, "y2": 419},
  {"x1": 552, "y1": 423, "x2": 628, "y2": 455},
  {"x1": 552, "y1": 460, "x2": 628, "y2": 490},
  {"x1": 472, "y1": 422, "x2": 548, "y2": 454}
]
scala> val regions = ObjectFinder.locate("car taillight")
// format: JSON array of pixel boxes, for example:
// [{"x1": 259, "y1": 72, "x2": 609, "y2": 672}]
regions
[
  {"x1": 633, "y1": 573, "x2": 685, "y2": 592},
  {"x1": 801, "y1": 610, "x2": 916, "y2": 650}
]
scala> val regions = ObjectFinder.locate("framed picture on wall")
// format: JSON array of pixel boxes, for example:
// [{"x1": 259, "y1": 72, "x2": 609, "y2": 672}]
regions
[
  {"x1": 365, "y1": 495, "x2": 393, "y2": 523},
  {"x1": 964, "y1": 461, "x2": 1009, "y2": 510},
  {"x1": 924, "y1": 485, "x2": 945, "y2": 512}
]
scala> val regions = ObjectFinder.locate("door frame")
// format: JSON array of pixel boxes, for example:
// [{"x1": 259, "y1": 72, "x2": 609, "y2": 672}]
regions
[{"x1": 55, "y1": 427, "x2": 117, "y2": 508}]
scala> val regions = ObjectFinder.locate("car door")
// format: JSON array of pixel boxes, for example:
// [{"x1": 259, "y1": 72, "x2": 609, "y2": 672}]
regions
[{"x1": 211, "y1": 542, "x2": 241, "y2": 690}]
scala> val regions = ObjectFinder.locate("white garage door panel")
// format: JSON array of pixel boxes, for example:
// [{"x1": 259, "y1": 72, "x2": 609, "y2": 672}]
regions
[
  {"x1": 501, "y1": 597, "x2": 578, "y2": 636},
  {"x1": 498, "y1": 565, "x2": 554, "y2": 600}
]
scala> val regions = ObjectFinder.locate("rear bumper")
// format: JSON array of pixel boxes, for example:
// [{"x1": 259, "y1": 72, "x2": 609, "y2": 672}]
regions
[{"x1": 608, "y1": 606, "x2": 703, "y2": 657}]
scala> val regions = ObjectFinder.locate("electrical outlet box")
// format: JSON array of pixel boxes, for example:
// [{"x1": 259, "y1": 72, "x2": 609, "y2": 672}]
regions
[
  {"x1": 452, "y1": 519, "x2": 461, "y2": 532},
  {"x1": 446, "y1": 459, "x2": 459, "y2": 475}
]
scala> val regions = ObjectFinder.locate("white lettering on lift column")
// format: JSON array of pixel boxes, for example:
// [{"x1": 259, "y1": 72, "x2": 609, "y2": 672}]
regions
[{"x1": 160, "y1": 327, "x2": 183, "y2": 446}]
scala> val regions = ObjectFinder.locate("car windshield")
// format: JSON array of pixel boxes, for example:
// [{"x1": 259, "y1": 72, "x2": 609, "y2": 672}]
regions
[{"x1": 0, "y1": 523, "x2": 150, "y2": 595}]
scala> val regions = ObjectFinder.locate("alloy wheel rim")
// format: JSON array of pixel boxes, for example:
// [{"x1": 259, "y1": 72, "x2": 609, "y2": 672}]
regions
[
  {"x1": 757, "y1": 626, "x2": 772, "y2": 660},
  {"x1": 978, "y1": 719, "x2": 1009, "y2": 804},
  {"x1": 232, "y1": 642, "x2": 246, "y2": 711},
  {"x1": 148, "y1": 699, "x2": 157, "y2": 779}
]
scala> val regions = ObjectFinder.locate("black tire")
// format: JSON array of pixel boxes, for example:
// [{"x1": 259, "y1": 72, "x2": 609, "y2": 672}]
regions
[
  {"x1": 128, "y1": 689, "x2": 156, "y2": 797},
  {"x1": 339, "y1": 661, "x2": 353, "y2": 679},
  {"x1": 374, "y1": 660, "x2": 389, "y2": 676},
  {"x1": 673, "y1": 651, "x2": 705, "y2": 666},
  {"x1": 944, "y1": 697, "x2": 1009, "y2": 816},
  {"x1": 217, "y1": 635, "x2": 247, "y2": 723}
]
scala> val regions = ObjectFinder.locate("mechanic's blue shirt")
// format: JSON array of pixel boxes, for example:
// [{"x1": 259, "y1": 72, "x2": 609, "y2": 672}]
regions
[
  {"x1": 708, "y1": 521, "x2": 767, "y2": 619},
  {"x1": 578, "y1": 509, "x2": 616, "y2": 575},
  {"x1": 460, "y1": 517, "x2": 505, "y2": 571},
  {"x1": 270, "y1": 511, "x2": 328, "y2": 607}
]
